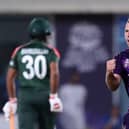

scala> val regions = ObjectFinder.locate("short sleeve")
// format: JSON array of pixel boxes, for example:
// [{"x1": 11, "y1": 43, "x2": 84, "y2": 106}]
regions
[
  {"x1": 9, "y1": 46, "x2": 21, "y2": 69},
  {"x1": 113, "y1": 54, "x2": 123, "y2": 75},
  {"x1": 50, "y1": 48, "x2": 61, "y2": 62}
]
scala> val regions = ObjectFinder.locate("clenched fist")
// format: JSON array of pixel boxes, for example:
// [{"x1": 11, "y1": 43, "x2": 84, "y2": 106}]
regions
[{"x1": 106, "y1": 59, "x2": 116, "y2": 73}]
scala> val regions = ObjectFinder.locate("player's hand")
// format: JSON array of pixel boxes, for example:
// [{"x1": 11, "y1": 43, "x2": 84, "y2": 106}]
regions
[
  {"x1": 2, "y1": 98, "x2": 17, "y2": 120},
  {"x1": 106, "y1": 59, "x2": 116, "y2": 73},
  {"x1": 49, "y1": 93, "x2": 63, "y2": 112}
]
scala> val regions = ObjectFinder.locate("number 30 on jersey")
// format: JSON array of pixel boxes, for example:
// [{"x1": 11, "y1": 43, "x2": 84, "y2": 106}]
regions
[{"x1": 22, "y1": 55, "x2": 47, "y2": 80}]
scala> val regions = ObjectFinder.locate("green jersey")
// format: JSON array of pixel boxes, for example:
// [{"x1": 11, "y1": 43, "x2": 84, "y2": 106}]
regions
[{"x1": 9, "y1": 40, "x2": 60, "y2": 91}]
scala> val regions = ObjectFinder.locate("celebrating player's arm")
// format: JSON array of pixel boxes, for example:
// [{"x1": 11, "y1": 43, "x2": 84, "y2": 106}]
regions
[
  {"x1": 105, "y1": 58, "x2": 121, "y2": 91},
  {"x1": 49, "y1": 49, "x2": 63, "y2": 112}
]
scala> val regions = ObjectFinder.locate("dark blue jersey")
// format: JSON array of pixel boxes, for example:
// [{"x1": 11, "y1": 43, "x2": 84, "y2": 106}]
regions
[
  {"x1": 114, "y1": 49, "x2": 129, "y2": 96},
  {"x1": 123, "y1": 111, "x2": 129, "y2": 129}
]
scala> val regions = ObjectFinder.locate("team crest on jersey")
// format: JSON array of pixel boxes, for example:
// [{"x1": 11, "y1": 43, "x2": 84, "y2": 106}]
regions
[
  {"x1": 124, "y1": 58, "x2": 129, "y2": 68},
  {"x1": 9, "y1": 60, "x2": 14, "y2": 66}
]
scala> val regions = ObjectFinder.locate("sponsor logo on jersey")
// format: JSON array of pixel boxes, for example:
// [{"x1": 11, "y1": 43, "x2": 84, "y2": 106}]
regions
[
  {"x1": 124, "y1": 58, "x2": 129, "y2": 69},
  {"x1": 9, "y1": 60, "x2": 14, "y2": 66}
]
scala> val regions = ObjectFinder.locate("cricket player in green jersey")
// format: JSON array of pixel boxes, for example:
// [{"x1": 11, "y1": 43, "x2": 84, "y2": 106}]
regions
[{"x1": 3, "y1": 17, "x2": 63, "y2": 129}]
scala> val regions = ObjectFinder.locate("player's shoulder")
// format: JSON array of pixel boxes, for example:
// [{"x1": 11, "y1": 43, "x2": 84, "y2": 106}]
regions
[
  {"x1": 115, "y1": 49, "x2": 129, "y2": 57},
  {"x1": 121, "y1": 48, "x2": 129, "y2": 53},
  {"x1": 11, "y1": 44, "x2": 26, "y2": 58},
  {"x1": 11, "y1": 42, "x2": 32, "y2": 58},
  {"x1": 46, "y1": 45, "x2": 61, "y2": 58}
]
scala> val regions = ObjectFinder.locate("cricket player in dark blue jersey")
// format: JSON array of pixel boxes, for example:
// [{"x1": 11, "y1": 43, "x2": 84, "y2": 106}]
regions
[{"x1": 106, "y1": 19, "x2": 129, "y2": 129}]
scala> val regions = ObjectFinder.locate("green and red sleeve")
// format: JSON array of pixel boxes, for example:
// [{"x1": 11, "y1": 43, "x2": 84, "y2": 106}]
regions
[
  {"x1": 9, "y1": 46, "x2": 22, "y2": 69},
  {"x1": 50, "y1": 47, "x2": 61, "y2": 62}
]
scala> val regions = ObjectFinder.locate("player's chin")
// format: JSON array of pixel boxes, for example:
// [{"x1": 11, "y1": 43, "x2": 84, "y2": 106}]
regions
[{"x1": 127, "y1": 40, "x2": 129, "y2": 46}]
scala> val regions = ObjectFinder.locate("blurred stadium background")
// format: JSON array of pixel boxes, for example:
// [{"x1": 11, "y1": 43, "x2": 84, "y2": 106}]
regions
[{"x1": 0, "y1": 0, "x2": 129, "y2": 129}]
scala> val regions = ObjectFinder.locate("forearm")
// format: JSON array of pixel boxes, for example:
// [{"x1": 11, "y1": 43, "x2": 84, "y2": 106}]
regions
[
  {"x1": 105, "y1": 72, "x2": 121, "y2": 91},
  {"x1": 50, "y1": 62, "x2": 59, "y2": 94},
  {"x1": 50, "y1": 72, "x2": 59, "y2": 93},
  {"x1": 7, "y1": 78, "x2": 16, "y2": 98},
  {"x1": 6, "y1": 68, "x2": 17, "y2": 98}
]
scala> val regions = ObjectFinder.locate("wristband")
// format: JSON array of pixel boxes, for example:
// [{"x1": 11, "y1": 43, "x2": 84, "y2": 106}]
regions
[
  {"x1": 9, "y1": 97, "x2": 17, "y2": 103},
  {"x1": 49, "y1": 93, "x2": 58, "y2": 99}
]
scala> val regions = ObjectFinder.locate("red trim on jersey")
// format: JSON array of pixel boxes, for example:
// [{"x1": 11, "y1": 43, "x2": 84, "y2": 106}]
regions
[
  {"x1": 47, "y1": 45, "x2": 61, "y2": 58},
  {"x1": 53, "y1": 48, "x2": 61, "y2": 58},
  {"x1": 11, "y1": 45, "x2": 23, "y2": 58}
]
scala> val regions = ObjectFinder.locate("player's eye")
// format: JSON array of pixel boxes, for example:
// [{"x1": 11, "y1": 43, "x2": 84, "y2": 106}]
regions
[{"x1": 125, "y1": 29, "x2": 129, "y2": 32}]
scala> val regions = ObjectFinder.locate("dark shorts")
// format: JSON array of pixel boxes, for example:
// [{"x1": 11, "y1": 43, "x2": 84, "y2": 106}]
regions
[{"x1": 17, "y1": 88, "x2": 56, "y2": 129}]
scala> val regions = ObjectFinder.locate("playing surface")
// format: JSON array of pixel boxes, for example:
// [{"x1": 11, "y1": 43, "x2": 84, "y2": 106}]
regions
[{"x1": 0, "y1": 114, "x2": 18, "y2": 129}]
